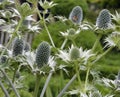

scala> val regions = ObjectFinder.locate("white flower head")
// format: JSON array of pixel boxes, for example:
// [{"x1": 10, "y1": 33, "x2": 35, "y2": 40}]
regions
[
  {"x1": 48, "y1": 56, "x2": 56, "y2": 71},
  {"x1": 58, "y1": 45, "x2": 95, "y2": 64}
]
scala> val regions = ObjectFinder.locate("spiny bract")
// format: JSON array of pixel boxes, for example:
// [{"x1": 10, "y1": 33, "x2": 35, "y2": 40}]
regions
[
  {"x1": 69, "y1": 6, "x2": 83, "y2": 24},
  {"x1": 36, "y1": 41, "x2": 50, "y2": 68},
  {"x1": 96, "y1": 9, "x2": 111, "y2": 29}
]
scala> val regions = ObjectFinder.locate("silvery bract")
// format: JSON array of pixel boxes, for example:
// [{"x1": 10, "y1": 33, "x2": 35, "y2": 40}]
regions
[
  {"x1": 96, "y1": 9, "x2": 111, "y2": 29},
  {"x1": 69, "y1": 6, "x2": 83, "y2": 24},
  {"x1": 12, "y1": 37, "x2": 24, "y2": 56},
  {"x1": 36, "y1": 41, "x2": 50, "y2": 68}
]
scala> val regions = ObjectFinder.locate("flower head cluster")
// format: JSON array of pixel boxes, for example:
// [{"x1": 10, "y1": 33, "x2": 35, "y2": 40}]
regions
[
  {"x1": 58, "y1": 45, "x2": 95, "y2": 64},
  {"x1": 96, "y1": 9, "x2": 112, "y2": 29},
  {"x1": 69, "y1": 6, "x2": 83, "y2": 24}
]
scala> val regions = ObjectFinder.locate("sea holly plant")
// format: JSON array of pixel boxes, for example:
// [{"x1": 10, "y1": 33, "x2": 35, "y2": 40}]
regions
[{"x1": 0, "y1": 0, "x2": 120, "y2": 97}]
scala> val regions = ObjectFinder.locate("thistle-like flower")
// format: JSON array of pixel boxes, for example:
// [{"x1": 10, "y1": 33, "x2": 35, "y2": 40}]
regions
[
  {"x1": 104, "y1": 31, "x2": 120, "y2": 48},
  {"x1": 12, "y1": 37, "x2": 24, "y2": 56},
  {"x1": 69, "y1": 6, "x2": 83, "y2": 24},
  {"x1": 60, "y1": 28, "x2": 80, "y2": 40},
  {"x1": 0, "y1": 55, "x2": 7, "y2": 64},
  {"x1": 58, "y1": 45, "x2": 95, "y2": 64},
  {"x1": 36, "y1": 41, "x2": 50, "y2": 68},
  {"x1": 96, "y1": 9, "x2": 112, "y2": 29}
]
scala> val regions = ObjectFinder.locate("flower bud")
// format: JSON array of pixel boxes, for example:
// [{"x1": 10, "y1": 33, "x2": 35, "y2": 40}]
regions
[
  {"x1": 12, "y1": 37, "x2": 24, "y2": 56},
  {"x1": 69, "y1": 6, "x2": 83, "y2": 24},
  {"x1": 96, "y1": 9, "x2": 111, "y2": 29},
  {"x1": 36, "y1": 41, "x2": 50, "y2": 68},
  {"x1": 70, "y1": 47, "x2": 80, "y2": 60}
]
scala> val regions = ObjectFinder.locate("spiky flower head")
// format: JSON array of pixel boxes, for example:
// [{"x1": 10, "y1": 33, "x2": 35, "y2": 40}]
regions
[
  {"x1": 12, "y1": 37, "x2": 24, "y2": 56},
  {"x1": 69, "y1": 6, "x2": 83, "y2": 24},
  {"x1": 0, "y1": 55, "x2": 7, "y2": 64},
  {"x1": 96, "y1": 9, "x2": 111, "y2": 29},
  {"x1": 70, "y1": 47, "x2": 80, "y2": 60},
  {"x1": 36, "y1": 41, "x2": 50, "y2": 68}
]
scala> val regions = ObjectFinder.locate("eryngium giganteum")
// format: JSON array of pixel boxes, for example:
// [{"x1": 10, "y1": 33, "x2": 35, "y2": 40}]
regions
[
  {"x1": 69, "y1": 6, "x2": 83, "y2": 24},
  {"x1": 96, "y1": 9, "x2": 111, "y2": 29},
  {"x1": 36, "y1": 41, "x2": 50, "y2": 68},
  {"x1": 12, "y1": 37, "x2": 24, "y2": 56}
]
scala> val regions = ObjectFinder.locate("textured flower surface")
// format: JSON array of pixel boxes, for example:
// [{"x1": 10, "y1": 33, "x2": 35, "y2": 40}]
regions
[
  {"x1": 58, "y1": 45, "x2": 95, "y2": 64},
  {"x1": 36, "y1": 41, "x2": 50, "y2": 68},
  {"x1": 69, "y1": 6, "x2": 83, "y2": 24},
  {"x1": 12, "y1": 37, "x2": 24, "y2": 56},
  {"x1": 96, "y1": 9, "x2": 112, "y2": 29}
]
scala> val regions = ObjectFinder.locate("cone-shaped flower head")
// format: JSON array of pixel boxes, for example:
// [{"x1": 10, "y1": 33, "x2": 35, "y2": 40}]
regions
[
  {"x1": 69, "y1": 6, "x2": 83, "y2": 24},
  {"x1": 12, "y1": 37, "x2": 24, "y2": 56},
  {"x1": 0, "y1": 55, "x2": 7, "y2": 64},
  {"x1": 70, "y1": 47, "x2": 80, "y2": 60},
  {"x1": 96, "y1": 9, "x2": 111, "y2": 29},
  {"x1": 36, "y1": 41, "x2": 50, "y2": 68}
]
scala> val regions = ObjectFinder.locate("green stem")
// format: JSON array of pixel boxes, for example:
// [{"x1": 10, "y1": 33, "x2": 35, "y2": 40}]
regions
[
  {"x1": 75, "y1": 64, "x2": 81, "y2": 87},
  {"x1": 34, "y1": 73, "x2": 40, "y2": 97},
  {"x1": 71, "y1": 39, "x2": 76, "y2": 46},
  {"x1": 60, "y1": 38, "x2": 68, "y2": 49},
  {"x1": 57, "y1": 74, "x2": 77, "y2": 97},
  {"x1": 40, "y1": 71, "x2": 53, "y2": 97},
  {"x1": 36, "y1": 7, "x2": 55, "y2": 48},
  {"x1": 12, "y1": 68, "x2": 18, "y2": 83},
  {"x1": 0, "y1": 80, "x2": 10, "y2": 97},
  {"x1": 0, "y1": 69, "x2": 20, "y2": 97},
  {"x1": 84, "y1": 65, "x2": 91, "y2": 93},
  {"x1": 92, "y1": 34, "x2": 102, "y2": 52},
  {"x1": 92, "y1": 46, "x2": 113, "y2": 64}
]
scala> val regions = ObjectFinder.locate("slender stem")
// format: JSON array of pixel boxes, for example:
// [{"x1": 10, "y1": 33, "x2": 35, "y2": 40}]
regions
[
  {"x1": 36, "y1": 7, "x2": 55, "y2": 48},
  {"x1": 57, "y1": 74, "x2": 77, "y2": 97},
  {"x1": 71, "y1": 39, "x2": 76, "y2": 46},
  {"x1": 0, "y1": 69, "x2": 20, "y2": 97},
  {"x1": 12, "y1": 68, "x2": 18, "y2": 83},
  {"x1": 60, "y1": 70, "x2": 64, "y2": 90},
  {"x1": 0, "y1": 80, "x2": 10, "y2": 97},
  {"x1": 92, "y1": 46, "x2": 113, "y2": 64},
  {"x1": 40, "y1": 71, "x2": 53, "y2": 97},
  {"x1": 34, "y1": 73, "x2": 41, "y2": 97},
  {"x1": 92, "y1": 34, "x2": 102, "y2": 52},
  {"x1": 75, "y1": 64, "x2": 81, "y2": 87},
  {"x1": 60, "y1": 38, "x2": 68, "y2": 49},
  {"x1": 84, "y1": 65, "x2": 91, "y2": 93}
]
